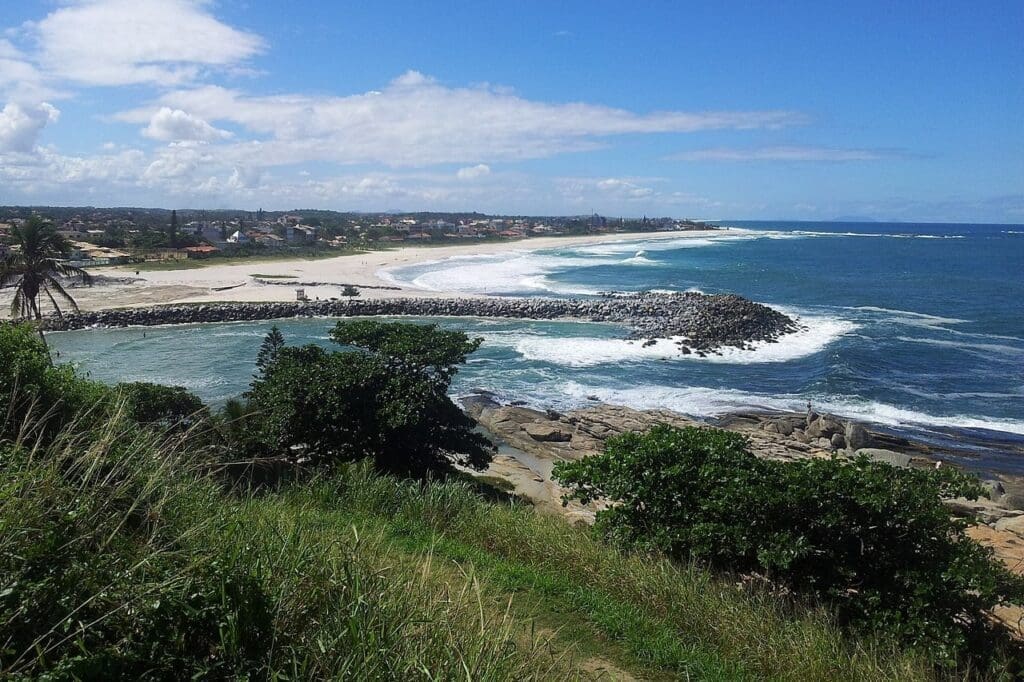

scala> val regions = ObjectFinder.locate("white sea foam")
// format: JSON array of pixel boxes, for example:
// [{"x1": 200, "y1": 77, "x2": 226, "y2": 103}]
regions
[
  {"x1": 847, "y1": 306, "x2": 969, "y2": 329},
  {"x1": 382, "y1": 227, "x2": 970, "y2": 297},
  {"x1": 386, "y1": 252, "x2": 615, "y2": 295},
  {"x1": 894, "y1": 336, "x2": 1023, "y2": 358},
  {"x1": 619, "y1": 251, "x2": 661, "y2": 266},
  {"x1": 557, "y1": 383, "x2": 1024, "y2": 436},
  {"x1": 508, "y1": 312, "x2": 856, "y2": 367}
]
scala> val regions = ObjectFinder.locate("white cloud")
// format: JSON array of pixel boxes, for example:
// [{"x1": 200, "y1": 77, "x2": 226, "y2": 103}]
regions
[
  {"x1": 0, "y1": 101, "x2": 59, "y2": 152},
  {"x1": 596, "y1": 178, "x2": 654, "y2": 199},
  {"x1": 115, "y1": 71, "x2": 807, "y2": 167},
  {"x1": 0, "y1": 39, "x2": 59, "y2": 101},
  {"x1": 669, "y1": 146, "x2": 887, "y2": 162},
  {"x1": 33, "y1": 0, "x2": 264, "y2": 87},
  {"x1": 143, "y1": 106, "x2": 232, "y2": 142},
  {"x1": 456, "y1": 163, "x2": 491, "y2": 180},
  {"x1": 556, "y1": 176, "x2": 707, "y2": 209}
]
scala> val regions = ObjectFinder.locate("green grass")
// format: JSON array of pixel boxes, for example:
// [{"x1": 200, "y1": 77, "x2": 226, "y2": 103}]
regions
[{"x1": 0, "y1": 411, "x2": 948, "y2": 680}]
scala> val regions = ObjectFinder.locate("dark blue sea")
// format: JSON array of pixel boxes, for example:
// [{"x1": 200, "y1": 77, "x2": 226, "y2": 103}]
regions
[{"x1": 51, "y1": 221, "x2": 1024, "y2": 472}]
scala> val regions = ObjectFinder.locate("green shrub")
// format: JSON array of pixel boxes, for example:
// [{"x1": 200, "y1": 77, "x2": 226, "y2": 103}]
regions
[
  {"x1": 553, "y1": 425, "x2": 1024, "y2": 669},
  {"x1": 0, "y1": 323, "x2": 109, "y2": 442},
  {"x1": 244, "y1": 322, "x2": 492, "y2": 476},
  {"x1": 116, "y1": 381, "x2": 208, "y2": 431}
]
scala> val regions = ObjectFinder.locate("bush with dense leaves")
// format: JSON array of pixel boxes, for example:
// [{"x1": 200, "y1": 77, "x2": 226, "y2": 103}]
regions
[
  {"x1": 553, "y1": 425, "x2": 1024, "y2": 668},
  {"x1": 0, "y1": 323, "x2": 109, "y2": 442},
  {"x1": 116, "y1": 381, "x2": 208, "y2": 431},
  {"x1": 243, "y1": 321, "x2": 492, "y2": 476}
]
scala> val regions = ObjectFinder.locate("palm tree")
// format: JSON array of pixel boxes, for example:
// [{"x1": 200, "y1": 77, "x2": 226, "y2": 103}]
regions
[{"x1": 1, "y1": 216, "x2": 93, "y2": 328}]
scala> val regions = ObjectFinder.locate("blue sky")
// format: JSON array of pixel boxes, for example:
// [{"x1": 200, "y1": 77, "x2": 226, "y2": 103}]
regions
[{"x1": 0, "y1": 1, "x2": 1021, "y2": 221}]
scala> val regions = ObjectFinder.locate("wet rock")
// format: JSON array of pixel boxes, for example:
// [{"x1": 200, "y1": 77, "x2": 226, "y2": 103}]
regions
[{"x1": 830, "y1": 433, "x2": 846, "y2": 449}]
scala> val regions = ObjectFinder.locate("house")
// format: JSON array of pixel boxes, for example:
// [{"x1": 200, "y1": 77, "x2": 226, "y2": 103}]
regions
[
  {"x1": 286, "y1": 224, "x2": 318, "y2": 243},
  {"x1": 67, "y1": 241, "x2": 130, "y2": 266},
  {"x1": 226, "y1": 230, "x2": 250, "y2": 244},
  {"x1": 252, "y1": 233, "x2": 285, "y2": 248},
  {"x1": 183, "y1": 245, "x2": 220, "y2": 259},
  {"x1": 149, "y1": 249, "x2": 189, "y2": 261}
]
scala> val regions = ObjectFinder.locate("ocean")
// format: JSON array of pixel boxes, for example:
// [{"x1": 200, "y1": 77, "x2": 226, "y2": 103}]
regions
[{"x1": 50, "y1": 222, "x2": 1024, "y2": 471}]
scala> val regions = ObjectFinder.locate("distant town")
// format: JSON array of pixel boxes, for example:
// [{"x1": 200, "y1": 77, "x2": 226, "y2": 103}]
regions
[{"x1": 0, "y1": 206, "x2": 717, "y2": 267}]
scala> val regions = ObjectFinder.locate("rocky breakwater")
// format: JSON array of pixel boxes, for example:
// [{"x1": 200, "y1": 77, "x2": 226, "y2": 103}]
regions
[{"x1": 44, "y1": 291, "x2": 799, "y2": 354}]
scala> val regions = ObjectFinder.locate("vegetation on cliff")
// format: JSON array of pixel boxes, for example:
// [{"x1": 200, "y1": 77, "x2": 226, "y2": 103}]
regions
[
  {"x1": 555, "y1": 425, "x2": 1024, "y2": 670},
  {"x1": 0, "y1": 320, "x2": 1019, "y2": 678}
]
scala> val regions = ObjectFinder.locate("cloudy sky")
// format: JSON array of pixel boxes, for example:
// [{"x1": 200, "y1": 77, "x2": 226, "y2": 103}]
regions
[{"x1": 0, "y1": 1, "x2": 1021, "y2": 221}]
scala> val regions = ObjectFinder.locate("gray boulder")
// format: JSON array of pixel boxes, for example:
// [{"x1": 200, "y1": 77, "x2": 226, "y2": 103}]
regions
[
  {"x1": 1000, "y1": 493, "x2": 1024, "y2": 511},
  {"x1": 855, "y1": 448, "x2": 912, "y2": 468},
  {"x1": 806, "y1": 416, "x2": 843, "y2": 439},
  {"x1": 844, "y1": 421, "x2": 870, "y2": 451},
  {"x1": 522, "y1": 423, "x2": 572, "y2": 442},
  {"x1": 982, "y1": 479, "x2": 1006, "y2": 502}
]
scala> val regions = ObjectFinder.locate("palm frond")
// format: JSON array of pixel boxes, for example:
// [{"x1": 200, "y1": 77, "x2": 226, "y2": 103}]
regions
[
  {"x1": 43, "y1": 276, "x2": 80, "y2": 316},
  {"x1": 54, "y1": 261, "x2": 93, "y2": 285},
  {"x1": 10, "y1": 285, "x2": 26, "y2": 318},
  {"x1": 0, "y1": 255, "x2": 28, "y2": 287},
  {"x1": 42, "y1": 287, "x2": 65, "y2": 319}
]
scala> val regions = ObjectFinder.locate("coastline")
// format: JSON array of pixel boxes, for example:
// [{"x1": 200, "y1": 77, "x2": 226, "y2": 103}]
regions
[{"x1": 17, "y1": 229, "x2": 727, "y2": 314}]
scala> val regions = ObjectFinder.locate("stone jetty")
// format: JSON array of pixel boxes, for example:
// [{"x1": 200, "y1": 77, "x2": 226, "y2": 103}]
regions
[{"x1": 44, "y1": 291, "x2": 799, "y2": 354}]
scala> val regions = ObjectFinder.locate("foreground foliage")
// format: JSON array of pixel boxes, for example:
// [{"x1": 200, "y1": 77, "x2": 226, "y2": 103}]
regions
[
  {"x1": 1, "y1": 321, "x2": 1018, "y2": 677},
  {"x1": 0, "y1": 410, "x2": 940, "y2": 680},
  {"x1": 554, "y1": 425, "x2": 1024, "y2": 669}
]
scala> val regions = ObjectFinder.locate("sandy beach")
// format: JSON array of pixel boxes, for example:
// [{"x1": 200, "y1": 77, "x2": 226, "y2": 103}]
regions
[{"x1": 16, "y1": 229, "x2": 728, "y2": 313}]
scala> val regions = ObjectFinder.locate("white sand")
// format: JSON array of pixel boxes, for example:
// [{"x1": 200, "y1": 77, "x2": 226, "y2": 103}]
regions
[{"x1": 4, "y1": 229, "x2": 733, "y2": 313}]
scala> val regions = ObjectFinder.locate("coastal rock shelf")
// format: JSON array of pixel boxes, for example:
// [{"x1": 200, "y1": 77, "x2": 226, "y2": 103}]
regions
[{"x1": 46, "y1": 292, "x2": 799, "y2": 353}]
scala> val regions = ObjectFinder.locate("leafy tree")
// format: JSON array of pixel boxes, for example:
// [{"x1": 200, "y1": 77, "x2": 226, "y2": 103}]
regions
[
  {"x1": 341, "y1": 284, "x2": 360, "y2": 299},
  {"x1": 554, "y1": 425, "x2": 1024, "y2": 668},
  {"x1": 1, "y1": 216, "x2": 92, "y2": 325},
  {"x1": 330, "y1": 319, "x2": 480, "y2": 386},
  {"x1": 255, "y1": 326, "x2": 285, "y2": 377},
  {"x1": 245, "y1": 321, "x2": 491, "y2": 476}
]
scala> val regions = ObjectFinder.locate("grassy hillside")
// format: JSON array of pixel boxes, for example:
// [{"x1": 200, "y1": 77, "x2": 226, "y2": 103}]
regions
[{"x1": 1, "y1": 408, "x2": 937, "y2": 680}]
